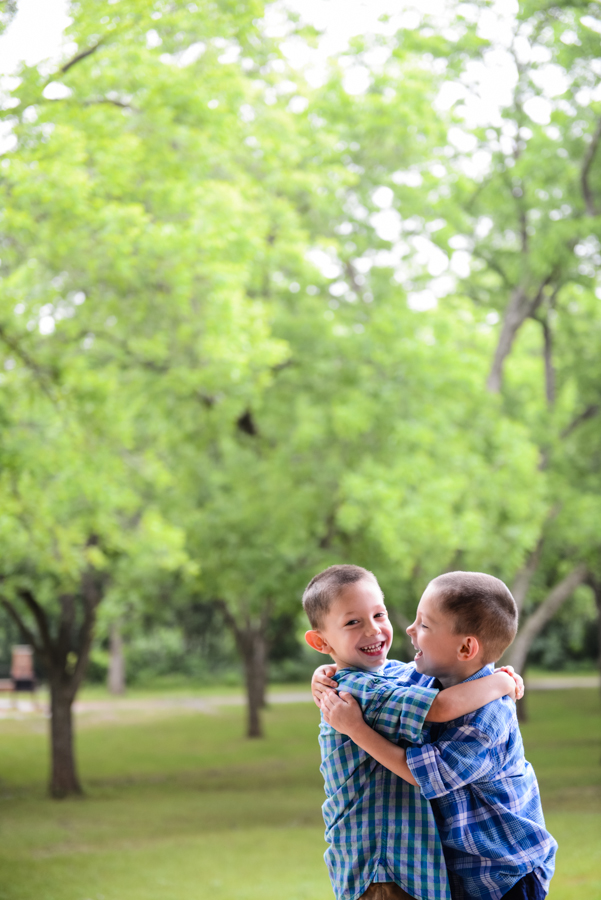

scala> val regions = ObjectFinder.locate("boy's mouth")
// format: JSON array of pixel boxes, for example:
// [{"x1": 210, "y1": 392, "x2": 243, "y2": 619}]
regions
[
  {"x1": 412, "y1": 642, "x2": 423, "y2": 661},
  {"x1": 360, "y1": 641, "x2": 385, "y2": 657}
]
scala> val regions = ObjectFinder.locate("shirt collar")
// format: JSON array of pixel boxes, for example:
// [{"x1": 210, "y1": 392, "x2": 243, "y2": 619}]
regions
[
  {"x1": 432, "y1": 662, "x2": 495, "y2": 691},
  {"x1": 462, "y1": 662, "x2": 495, "y2": 683}
]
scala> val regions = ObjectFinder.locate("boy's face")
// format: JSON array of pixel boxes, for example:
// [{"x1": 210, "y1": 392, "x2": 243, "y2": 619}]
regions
[
  {"x1": 406, "y1": 587, "x2": 469, "y2": 683},
  {"x1": 305, "y1": 577, "x2": 393, "y2": 671}
]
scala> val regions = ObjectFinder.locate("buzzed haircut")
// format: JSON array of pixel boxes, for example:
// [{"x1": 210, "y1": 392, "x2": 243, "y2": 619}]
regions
[
  {"x1": 302, "y1": 564, "x2": 381, "y2": 629},
  {"x1": 428, "y1": 571, "x2": 518, "y2": 663}
]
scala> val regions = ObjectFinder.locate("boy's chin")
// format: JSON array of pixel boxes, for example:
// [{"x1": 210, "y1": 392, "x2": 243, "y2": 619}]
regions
[{"x1": 354, "y1": 652, "x2": 388, "y2": 669}]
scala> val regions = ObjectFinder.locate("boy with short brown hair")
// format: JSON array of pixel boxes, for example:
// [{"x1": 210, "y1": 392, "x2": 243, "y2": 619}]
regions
[{"x1": 317, "y1": 571, "x2": 557, "y2": 900}]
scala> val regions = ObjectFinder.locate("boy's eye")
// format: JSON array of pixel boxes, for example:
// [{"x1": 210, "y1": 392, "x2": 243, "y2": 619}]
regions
[{"x1": 345, "y1": 619, "x2": 359, "y2": 626}]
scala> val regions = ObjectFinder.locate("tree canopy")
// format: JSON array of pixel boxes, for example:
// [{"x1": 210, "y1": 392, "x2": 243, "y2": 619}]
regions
[{"x1": 0, "y1": 0, "x2": 599, "y2": 785}]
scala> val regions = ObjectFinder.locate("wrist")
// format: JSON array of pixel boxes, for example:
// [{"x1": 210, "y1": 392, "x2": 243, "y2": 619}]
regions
[
  {"x1": 345, "y1": 719, "x2": 370, "y2": 741},
  {"x1": 495, "y1": 671, "x2": 513, "y2": 694}
]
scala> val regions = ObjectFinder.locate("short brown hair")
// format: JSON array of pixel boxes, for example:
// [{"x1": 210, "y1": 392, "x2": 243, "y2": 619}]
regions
[
  {"x1": 302, "y1": 564, "x2": 381, "y2": 629},
  {"x1": 428, "y1": 571, "x2": 517, "y2": 662}
]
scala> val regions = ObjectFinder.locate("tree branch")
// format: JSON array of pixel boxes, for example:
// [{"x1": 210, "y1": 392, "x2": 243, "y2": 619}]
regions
[
  {"x1": 507, "y1": 563, "x2": 588, "y2": 672},
  {"x1": 56, "y1": 593, "x2": 75, "y2": 666},
  {"x1": 84, "y1": 98, "x2": 138, "y2": 112},
  {"x1": 72, "y1": 577, "x2": 101, "y2": 688},
  {"x1": 471, "y1": 250, "x2": 512, "y2": 289},
  {"x1": 581, "y1": 117, "x2": 601, "y2": 217},
  {"x1": 0, "y1": 324, "x2": 56, "y2": 399},
  {"x1": 511, "y1": 536, "x2": 544, "y2": 616},
  {"x1": 540, "y1": 317, "x2": 555, "y2": 407},
  {"x1": 487, "y1": 274, "x2": 554, "y2": 393},
  {"x1": 561, "y1": 403, "x2": 600, "y2": 439},
  {"x1": 0, "y1": 597, "x2": 43, "y2": 656},
  {"x1": 17, "y1": 588, "x2": 55, "y2": 660},
  {"x1": 60, "y1": 40, "x2": 103, "y2": 75}
]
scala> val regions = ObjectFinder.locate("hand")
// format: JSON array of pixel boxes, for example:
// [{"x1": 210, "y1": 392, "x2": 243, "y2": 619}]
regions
[
  {"x1": 311, "y1": 664, "x2": 339, "y2": 708},
  {"x1": 321, "y1": 690, "x2": 365, "y2": 737},
  {"x1": 494, "y1": 665, "x2": 524, "y2": 701}
]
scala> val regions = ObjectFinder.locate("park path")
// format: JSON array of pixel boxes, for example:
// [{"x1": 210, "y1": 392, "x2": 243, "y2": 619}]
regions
[{"x1": 0, "y1": 677, "x2": 597, "y2": 721}]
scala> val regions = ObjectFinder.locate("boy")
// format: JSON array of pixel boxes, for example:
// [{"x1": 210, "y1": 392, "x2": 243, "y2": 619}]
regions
[
  {"x1": 303, "y1": 564, "x2": 522, "y2": 900},
  {"x1": 315, "y1": 571, "x2": 557, "y2": 900}
]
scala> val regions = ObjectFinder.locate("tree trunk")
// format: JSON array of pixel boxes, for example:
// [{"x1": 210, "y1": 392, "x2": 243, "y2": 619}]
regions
[
  {"x1": 510, "y1": 538, "x2": 544, "y2": 618},
  {"x1": 49, "y1": 678, "x2": 82, "y2": 798},
  {"x1": 506, "y1": 564, "x2": 588, "y2": 674},
  {"x1": 487, "y1": 277, "x2": 552, "y2": 393},
  {"x1": 241, "y1": 629, "x2": 267, "y2": 738},
  {"x1": 1, "y1": 555, "x2": 105, "y2": 799},
  {"x1": 487, "y1": 284, "x2": 533, "y2": 393},
  {"x1": 587, "y1": 577, "x2": 601, "y2": 704},
  {"x1": 108, "y1": 622, "x2": 126, "y2": 695}
]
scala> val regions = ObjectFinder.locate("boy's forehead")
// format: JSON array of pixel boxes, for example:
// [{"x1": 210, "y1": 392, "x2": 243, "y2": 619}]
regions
[
  {"x1": 329, "y1": 585, "x2": 386, "y2": 617},
  {"x1": 419, "y1": 587, "x2": 443, "y2": 613},
  {"x1": 419, "y1": 588, "x2": 452, "y2": 623}
]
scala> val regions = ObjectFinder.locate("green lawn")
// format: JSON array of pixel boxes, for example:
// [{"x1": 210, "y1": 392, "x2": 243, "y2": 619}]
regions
[{"x1": 0, "y1": 690, "x2": 599, "y2": 900}]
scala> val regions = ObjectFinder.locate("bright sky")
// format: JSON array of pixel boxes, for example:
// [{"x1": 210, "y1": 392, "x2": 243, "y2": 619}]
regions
[{"x1": 0, "y1": 0, "x2": 517, "y2": 114}]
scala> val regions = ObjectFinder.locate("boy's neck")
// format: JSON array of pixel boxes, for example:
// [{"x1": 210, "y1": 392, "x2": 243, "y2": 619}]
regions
[{"x1": 437, "y1": 659, "x2": 488, "y2": 689}]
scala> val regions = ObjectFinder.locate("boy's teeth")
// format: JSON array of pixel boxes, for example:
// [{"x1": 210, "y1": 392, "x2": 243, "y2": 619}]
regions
[{"x1": 361, "y1": 642, "x2": 383, "y2": 652}]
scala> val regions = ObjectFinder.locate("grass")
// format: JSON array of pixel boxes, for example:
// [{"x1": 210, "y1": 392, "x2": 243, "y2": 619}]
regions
[{"x1": 0, "y1": 690, "x2": 599, "y2": 900}]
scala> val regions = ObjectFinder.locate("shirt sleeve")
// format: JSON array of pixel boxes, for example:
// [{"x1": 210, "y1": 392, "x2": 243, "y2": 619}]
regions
[
  {"x1": 338, "y1": 671, "x2": 439, "y2": 744},
  {"x1": 405, "y1": 703, "x2": 512, "y2": 799}
]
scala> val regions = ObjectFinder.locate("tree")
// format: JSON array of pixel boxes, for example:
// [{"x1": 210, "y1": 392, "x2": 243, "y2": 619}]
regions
[
  {"x1": 0, "y1": 373, "x2": 188, "y2": 796},
  {"x1": 0, "y1": 0, "x2": 291, "y2": 786},
  {"x1": 410, "y1": 0, "x2": 601, "y2": 682}
]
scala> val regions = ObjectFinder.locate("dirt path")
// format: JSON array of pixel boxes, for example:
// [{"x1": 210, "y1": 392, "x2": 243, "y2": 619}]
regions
[
  {"x1": 0, "y1": 678, "x2": 597, "y2": 722},
  {"x1": 0, "y1": 689, "x2": 314, "y2": 722}
]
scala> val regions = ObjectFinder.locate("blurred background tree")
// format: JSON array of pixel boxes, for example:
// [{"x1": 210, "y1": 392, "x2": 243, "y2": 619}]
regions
[{"x1": 0, "y1": 0, "x2": 599, "y2": 789}]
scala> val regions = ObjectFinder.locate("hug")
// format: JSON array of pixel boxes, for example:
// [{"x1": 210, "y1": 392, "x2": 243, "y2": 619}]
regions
[{"x1": 304, "y1": 565, "x2": 557, "y2": 900}]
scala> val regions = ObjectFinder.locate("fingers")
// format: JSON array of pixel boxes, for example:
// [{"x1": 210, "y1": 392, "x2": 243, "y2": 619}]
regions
[
  {"x1": 514, "y1": 678, "x2": 524, "y2": 701},
  {"x1": 495, "y1": 665, "x2": 524, "y2": 701},
  {"x1": 312, "y1": 675, "x2": 339, "y2": 689},
  {"x1": 320, "y1": 690, "x2": 342, "y2": 709}
]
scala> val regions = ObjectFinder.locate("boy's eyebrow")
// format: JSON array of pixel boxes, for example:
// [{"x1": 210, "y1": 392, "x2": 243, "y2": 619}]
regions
[{"x1": 339, "y1": 606, "x2": 388, "y2": 617}]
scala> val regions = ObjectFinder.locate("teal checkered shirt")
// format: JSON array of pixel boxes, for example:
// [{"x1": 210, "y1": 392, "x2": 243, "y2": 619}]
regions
[{"x1": 319, "y1": 661, "x2": 451, "y2": 900}]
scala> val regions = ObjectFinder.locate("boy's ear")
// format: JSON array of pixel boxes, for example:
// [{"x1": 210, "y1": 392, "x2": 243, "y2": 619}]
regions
[
  {"x1": 458, "y1": 635, "x2": 481, "y2": 662},
  {"x1": 305, "y1": 630, "x2": 331, "y2": 655}
]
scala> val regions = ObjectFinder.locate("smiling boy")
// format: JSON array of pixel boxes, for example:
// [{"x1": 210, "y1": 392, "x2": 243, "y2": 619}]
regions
[
  {"x1": 303, "y1": 565, "x2": 521, "y2": 900},
  {"x1": 317, "y1": 572, "x2": 557, "y2": 900}
]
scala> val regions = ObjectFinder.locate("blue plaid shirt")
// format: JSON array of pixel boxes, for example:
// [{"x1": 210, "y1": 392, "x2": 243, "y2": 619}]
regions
[
  {"x1": 405, "y1": 664, "x2": 557, "y2": 900},
  {"x1": 319, "y1": 661, "x2": 451, "y2": 900}
]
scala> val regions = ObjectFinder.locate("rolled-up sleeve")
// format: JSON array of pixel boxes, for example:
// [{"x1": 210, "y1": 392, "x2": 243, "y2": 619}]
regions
[{"x1": 338, "y1": 672, "x2": 439, "y2": 744}]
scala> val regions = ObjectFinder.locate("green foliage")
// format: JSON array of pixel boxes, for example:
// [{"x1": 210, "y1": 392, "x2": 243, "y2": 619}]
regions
[{"x1": 0, "y1": 0, "x2": 599, "y2": 706}]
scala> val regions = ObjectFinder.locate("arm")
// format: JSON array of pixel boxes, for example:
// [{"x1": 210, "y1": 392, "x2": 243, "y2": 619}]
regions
[
  {"x1": 311, "y1": 664, "x2": 339, "y2": 708},
  {"x1": 321, "y1": 690, "x2": 418, "y2": 785},
  {"x1": 426, "y1": 670, "x2": 520, "y2": 722},
  {"x1": 406, "y1": 703, "x2": 513, "y2": 798}
]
